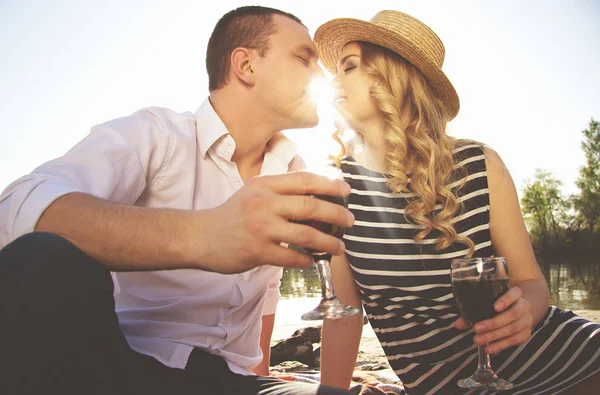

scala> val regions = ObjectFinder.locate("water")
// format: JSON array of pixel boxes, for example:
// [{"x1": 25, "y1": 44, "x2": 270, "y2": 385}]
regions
[
  {"x1": 274, "y1": 267, "x2": 378, "y2": 342},
  {"x1": 539, "y1": 257, "x2": 600, "y2": 310},
  {"x1": 279, "y1": 267, "x2": 322, "y2": 299},
  {"x1": 274, "y1": 259, "x2": 600, "y2": 341}
]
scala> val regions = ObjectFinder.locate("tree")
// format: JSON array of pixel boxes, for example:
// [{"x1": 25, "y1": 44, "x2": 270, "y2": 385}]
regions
[
  {"x1": 574, "y1": 118, "x2": 600, "y2": 233},
  {"x1": 521, "y1": 169, "x2": 569, "y2": 250}
]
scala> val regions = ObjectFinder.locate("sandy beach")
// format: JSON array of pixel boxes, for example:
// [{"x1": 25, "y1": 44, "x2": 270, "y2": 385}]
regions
[
  {"x1": 271, "y1": 297, "x2": 388, "y2": 373},
  {"x1": 270, "y1": 297, "x2": 600, "y2": 378}
]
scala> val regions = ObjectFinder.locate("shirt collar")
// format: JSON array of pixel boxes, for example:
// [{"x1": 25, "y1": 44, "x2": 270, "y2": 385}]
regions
[
  {"x1": 262, "y1": 132, "x2": 298, "y2": 174},
  {"x1": 195, "y1": 98, "x2": 230, "y2": 159},
  {"x1": 194, "y1": 98, "x2": 299, "y2": 169}
]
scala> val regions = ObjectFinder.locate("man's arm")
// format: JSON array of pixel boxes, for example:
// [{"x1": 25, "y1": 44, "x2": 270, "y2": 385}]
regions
[
  {"x1": 35, "y1": 192, "x2": 209, "y2": 271},
  {"x1": 32, "y1": 170, "x2": 354, "y2": 274},
  {"x1": 253, "y1": 313, "x2": 275, "y2": 376}
]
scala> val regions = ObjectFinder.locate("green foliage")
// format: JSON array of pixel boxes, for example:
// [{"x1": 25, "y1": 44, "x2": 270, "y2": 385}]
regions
[
  {"x1": 520, "y1": 118, "x2": 600, "y2": 254},
  {"x1": 521, "y1": 169, "x2": 569, "y2": 251},
  {"x1": 574, "y1": 119, "x2": 600, "y2": 232}
]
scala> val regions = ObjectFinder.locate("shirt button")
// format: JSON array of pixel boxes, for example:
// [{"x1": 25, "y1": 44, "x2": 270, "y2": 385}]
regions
[{"x1": 238, "y1": 273, "x2": 250, "y2": 281}]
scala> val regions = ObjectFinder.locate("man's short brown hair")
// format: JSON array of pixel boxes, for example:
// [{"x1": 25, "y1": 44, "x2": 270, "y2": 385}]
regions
[{"x1": 206, "y1": 6, "x2": 304, "y2": 92}]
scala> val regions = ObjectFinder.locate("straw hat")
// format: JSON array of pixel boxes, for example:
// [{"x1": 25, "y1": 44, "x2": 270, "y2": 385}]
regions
[{"x1": 314, "y1": 10, "x2": 460, "y2": 119}]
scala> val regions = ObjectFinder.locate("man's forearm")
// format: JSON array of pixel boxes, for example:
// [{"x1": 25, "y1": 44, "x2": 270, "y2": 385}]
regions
[
  {"x1": 30, "y1": 171, "x2": 354, "y2": 275},
  {"x1": 35, "y1": 192, "x2": 205, "y2": 271}
]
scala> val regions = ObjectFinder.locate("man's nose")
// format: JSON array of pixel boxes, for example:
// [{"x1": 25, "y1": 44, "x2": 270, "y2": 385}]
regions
[
  {"x1": 329, "y1": 73, "x2": 340, "y2": 89},
  {"x1": 312, "y1": 63, "x2": 325, "y2": 79}
]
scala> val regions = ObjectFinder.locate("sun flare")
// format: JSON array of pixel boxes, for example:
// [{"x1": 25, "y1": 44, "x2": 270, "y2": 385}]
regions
[{"x1": 308, "y1": 76, "x2": 336, "y2": 109}]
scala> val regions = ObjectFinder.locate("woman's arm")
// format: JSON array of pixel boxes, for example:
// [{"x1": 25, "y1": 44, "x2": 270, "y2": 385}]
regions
[
  {"x1": 253, "y1": 313, "x2": 275, "y2": 376},
  {"x1": 320, "y1": 253, "x2": 364, "y2": 389},
  {"x1": 456, "y1": 147, "x2": 550, "y2": 355}
]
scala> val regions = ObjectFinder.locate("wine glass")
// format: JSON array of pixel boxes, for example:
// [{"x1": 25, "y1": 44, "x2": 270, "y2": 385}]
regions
[
  {"x1": 293, "y1": 165, "x2": 361, "y2": 320},
  {"x1": 451, "y1": 257, "x2": 513, "y2": 390}
]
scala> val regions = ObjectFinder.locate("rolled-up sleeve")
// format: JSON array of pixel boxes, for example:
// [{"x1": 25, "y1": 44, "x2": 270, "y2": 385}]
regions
[
  {"x1": 0, "y1": 108, "x2": 172, "y2": 247},
  {"x1": 262, "y1": 268, "x2": 283, "y2": 316}
]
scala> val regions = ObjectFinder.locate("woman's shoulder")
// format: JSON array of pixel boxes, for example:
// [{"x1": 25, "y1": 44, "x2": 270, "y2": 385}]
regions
[
  {"x1": 339, "y1": 155, "x2": 361, "y2": 174},
  {"x1": 451, "y1": 138, "x2": 488, "y2": 158},
  {"x1": 451, "y1": 138, "x2": 504, "y2": 170},
  {"x1": 449, "y1": 138, "x2": 492, "y2": 186},
  {"x1": 339, "y1": 156, "x2": 389, "y2": 187}
]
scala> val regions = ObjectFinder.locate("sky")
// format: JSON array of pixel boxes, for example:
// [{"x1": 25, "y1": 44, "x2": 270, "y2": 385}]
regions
[{"x1": 1, "y1": 0, "x2": 599, "y2": 199}]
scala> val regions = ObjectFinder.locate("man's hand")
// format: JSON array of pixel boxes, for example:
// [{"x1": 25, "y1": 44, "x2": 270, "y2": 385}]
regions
[{"x1": 189, "y1": 171, "x2": 355, "y2": 274}]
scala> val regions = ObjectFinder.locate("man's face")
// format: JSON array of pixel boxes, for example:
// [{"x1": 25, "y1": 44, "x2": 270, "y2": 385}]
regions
[{"x1": 252, "y1": 15, "x2": 323, "y2": 130}]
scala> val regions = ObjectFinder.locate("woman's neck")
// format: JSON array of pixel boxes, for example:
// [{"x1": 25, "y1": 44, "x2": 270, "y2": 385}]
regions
[
  {"x1": 359, "y1": 143, "x2": 386, "y2": 173},
  {"x1": 354, "y1": 123, "x2": 411, "y2": 175},
  {"x1": 351, "y1": 128, "x2": 388, "y2": 173}
]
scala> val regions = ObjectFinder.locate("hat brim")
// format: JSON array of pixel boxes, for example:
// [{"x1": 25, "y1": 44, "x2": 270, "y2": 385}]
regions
[{"x1": 314, "y1": 18, "x2": 459, "y2": 120}]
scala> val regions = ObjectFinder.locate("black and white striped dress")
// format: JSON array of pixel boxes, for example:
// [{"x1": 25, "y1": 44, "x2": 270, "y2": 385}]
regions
[{"x1": 341, "y1": 143, "x2": 600, "y2": 394}]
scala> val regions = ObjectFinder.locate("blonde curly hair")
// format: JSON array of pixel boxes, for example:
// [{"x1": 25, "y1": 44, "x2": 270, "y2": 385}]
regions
[{"x1": 333, "y1": 42, "x2": 475, "y2": 256}]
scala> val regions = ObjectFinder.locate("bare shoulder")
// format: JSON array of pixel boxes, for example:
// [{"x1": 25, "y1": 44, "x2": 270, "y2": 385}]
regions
[
  {"x1": 482, "y1": 146, "x2": 515, "y2": 192},
  {"x1": 482, "y1": 146, "x2": 505, "y2": 172}
]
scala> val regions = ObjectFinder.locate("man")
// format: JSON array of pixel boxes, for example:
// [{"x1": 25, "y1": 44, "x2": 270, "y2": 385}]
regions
[{"x1": 0, "y1": 6, "x2": 354, "y2": 395}]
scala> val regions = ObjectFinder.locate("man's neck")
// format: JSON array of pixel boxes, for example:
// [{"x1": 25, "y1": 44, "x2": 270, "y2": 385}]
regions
[{"x1": 209, "y1": 91, "x2": 278, "y2": 181}]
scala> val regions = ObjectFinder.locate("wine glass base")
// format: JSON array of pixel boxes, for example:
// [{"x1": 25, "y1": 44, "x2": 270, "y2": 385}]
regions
[
  {"x1": 457, "y1": 370, "x2": 513, "y2": 390},
  {"x1": 301, "y1": 298, "x2": 361, "y2": 320}
]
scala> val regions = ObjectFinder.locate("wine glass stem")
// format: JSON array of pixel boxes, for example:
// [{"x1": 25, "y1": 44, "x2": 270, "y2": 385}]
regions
[
  {"x1": 477, "y1": 344, "x2": 492, "y2": 373},
  {"x1": 315, "y1": 259, "x2": 335, "y2": 300}
]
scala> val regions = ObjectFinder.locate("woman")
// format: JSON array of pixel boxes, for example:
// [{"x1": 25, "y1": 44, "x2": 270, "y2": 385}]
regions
[{"x1": 314, "y1": 10, "x2": 600, "y2": 394}]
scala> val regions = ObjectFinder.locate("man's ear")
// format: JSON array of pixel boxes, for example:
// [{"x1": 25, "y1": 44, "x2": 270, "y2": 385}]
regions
[{"x1": 231, "y1": 48, "x2": 255, "y2": 86}]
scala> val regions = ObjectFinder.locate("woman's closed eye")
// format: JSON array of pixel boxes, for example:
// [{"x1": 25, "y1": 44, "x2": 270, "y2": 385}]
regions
[{"x1": 344, "y1": 64, "x2": 357, "y2": 73}]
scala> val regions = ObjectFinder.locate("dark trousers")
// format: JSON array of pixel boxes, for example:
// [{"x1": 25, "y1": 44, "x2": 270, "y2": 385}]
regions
[{"x1": 0, "y1": 232, "x2": 351, "y2": 395}]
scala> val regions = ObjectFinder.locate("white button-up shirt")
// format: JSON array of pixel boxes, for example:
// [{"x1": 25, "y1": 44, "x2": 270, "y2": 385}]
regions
[{"x1": 0, "y1": 98, "x2": 305, "y2": 375}]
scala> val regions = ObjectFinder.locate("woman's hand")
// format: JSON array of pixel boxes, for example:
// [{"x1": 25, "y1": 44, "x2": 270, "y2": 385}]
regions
[{"x1": 454, "y1": 285, "x2": 533, "y2": 354}]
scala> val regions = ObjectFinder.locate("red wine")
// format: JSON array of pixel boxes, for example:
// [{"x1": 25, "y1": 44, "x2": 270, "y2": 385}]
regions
[
  {"x1": 292, "y1": 194, "x2": 348, "y2": 259},
  {"x1": 452, "y1": 278, "x2": 509, "y2": 324}
]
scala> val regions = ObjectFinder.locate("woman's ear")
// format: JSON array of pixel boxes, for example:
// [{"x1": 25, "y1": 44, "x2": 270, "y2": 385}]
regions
[{"x1": 231, "y1": 48, "x2": 255, "y2": 86}]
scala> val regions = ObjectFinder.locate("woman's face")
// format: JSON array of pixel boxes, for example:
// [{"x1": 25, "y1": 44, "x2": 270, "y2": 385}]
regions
[{"x1": 331, "y1": 42, "x2": 382, "y2": 133}]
